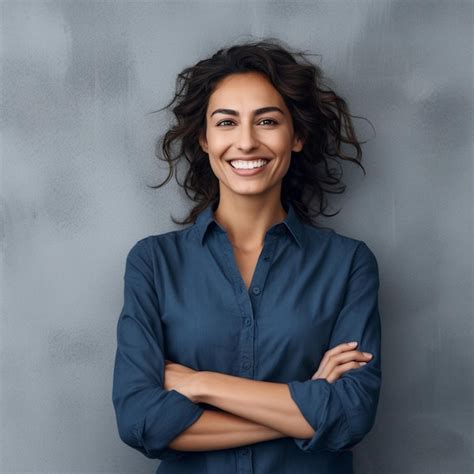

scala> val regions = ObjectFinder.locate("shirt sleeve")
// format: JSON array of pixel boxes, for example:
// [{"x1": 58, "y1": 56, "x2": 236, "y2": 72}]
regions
[
  {"x1": 287, "y1": 241, "x2": 382, "y2": 453},
  {"x1": 112, "y1": 238, "x2": 205, "y2": 460}
]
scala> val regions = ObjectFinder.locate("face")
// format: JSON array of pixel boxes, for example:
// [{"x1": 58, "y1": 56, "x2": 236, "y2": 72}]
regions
[{"x1": 199, "y1": 72, "x2": 304, "y2": 199}]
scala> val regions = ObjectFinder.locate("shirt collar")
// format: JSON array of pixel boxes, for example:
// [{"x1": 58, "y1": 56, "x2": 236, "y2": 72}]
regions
[{"x1": 194, "y1": 200, "x2": 304, "y2": 249}]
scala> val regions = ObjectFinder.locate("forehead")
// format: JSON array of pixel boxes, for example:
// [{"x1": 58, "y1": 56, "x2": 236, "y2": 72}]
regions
[{"x1": 207, "y1": 72, "x2": 286, "y2": 110}]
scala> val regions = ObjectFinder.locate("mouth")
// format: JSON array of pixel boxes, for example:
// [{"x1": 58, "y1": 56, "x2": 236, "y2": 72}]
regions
[
  {"x1": 227, "y1": 158, "x2": 271, "y2": 176},
  {"x1": 227, "y1": 158, "x2": 271, "y2": 170}
]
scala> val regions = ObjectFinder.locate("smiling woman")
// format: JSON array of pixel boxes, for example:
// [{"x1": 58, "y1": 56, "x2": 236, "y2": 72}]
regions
[
  {"x1": 112, "y1": 38, "x2": 381, "y2": 474},
  {"x1": 148, "y1": 38, "x2": 372, "y2": 229},
  {"x1": 199, "y1": 72, "x2": 304, "y2": 199}
]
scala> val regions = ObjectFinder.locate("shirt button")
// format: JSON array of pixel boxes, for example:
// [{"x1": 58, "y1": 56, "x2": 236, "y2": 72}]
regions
[
  {"x1": 242, "y1": 360, "x2": 251, "y2": 370},
  {"x1": 240, "y1": 448, "x2": 250, "y2": 456},
  {"x1": 244, "y1": 318, "x2": 251, "y2": 326},
  {"x1": 251, "y1": 286, "x2": 261, "y2": 295}
]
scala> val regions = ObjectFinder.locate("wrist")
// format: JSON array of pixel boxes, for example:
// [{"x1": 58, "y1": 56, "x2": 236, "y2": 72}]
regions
[{"x1": 192, "y1": 371, "x2": 210, "y2": 404}]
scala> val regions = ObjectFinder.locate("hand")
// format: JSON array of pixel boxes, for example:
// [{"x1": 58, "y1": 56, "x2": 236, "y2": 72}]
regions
[
  {"x1": 163, "y1": 359, "x2": 201, "y2": 402},
  {"x1": 311, "y1": 342, "x2": 373, "y2": 384}
]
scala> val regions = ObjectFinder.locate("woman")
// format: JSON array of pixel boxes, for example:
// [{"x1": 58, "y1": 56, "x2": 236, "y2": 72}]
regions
[{"x1": 112, "y1": 39, "x2": 381, "y2": 474}]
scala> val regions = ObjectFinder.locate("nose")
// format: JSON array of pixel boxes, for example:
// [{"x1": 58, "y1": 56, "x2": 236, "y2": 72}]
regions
[{"x1": 236, "y1": 121, "x2": 259, "y2": 152}]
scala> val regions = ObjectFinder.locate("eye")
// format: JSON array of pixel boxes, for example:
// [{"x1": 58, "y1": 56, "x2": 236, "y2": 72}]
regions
[
  {"x1": 216, "y1": 120, "x2": 234, "y2": 127},
  {"x1": 216, "y1": 118, "x2": 278, "y2": 127},
  {"x1": 259, "y1": 118, "x2": 278, "y2": 126}
]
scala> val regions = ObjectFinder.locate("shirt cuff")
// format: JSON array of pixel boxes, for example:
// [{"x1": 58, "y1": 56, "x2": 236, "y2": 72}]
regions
[
  {"x1": 134, "y1": 388, "x2": 205, "y2": 459},
  {"x1": 287, "y1": 378, "x2": 352, "y2": 453}
]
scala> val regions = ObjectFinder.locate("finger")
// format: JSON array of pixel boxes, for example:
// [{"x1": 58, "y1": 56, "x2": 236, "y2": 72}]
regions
[
  {"x1": 325, "y1": 342, "x2": 359, "y2": 358},
  {"x1": 318, "y1": 342, "x2": 359, "y2": 371},
  {"x1": 326, "y1": 360, "x2": 363, "y2": 384},
  {"x1": 331, "y1": 350, "x2": 373, "y2": 365},
  {"x1": 316, "y1": 350, "x2": 371, "y2": 380},
  {"x1": 313, "y1": 360, "x2": 334, "y2": 381}
]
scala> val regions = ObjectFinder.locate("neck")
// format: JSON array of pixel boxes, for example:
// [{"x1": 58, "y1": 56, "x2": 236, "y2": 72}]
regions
[{"x1": 213, "y1": 191, "x2": 287, "y2": 252}]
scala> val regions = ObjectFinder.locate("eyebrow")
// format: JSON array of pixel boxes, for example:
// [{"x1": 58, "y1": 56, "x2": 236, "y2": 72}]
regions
[{"x1": 210, "y1": 106, "x2": 285, "y2": 118}]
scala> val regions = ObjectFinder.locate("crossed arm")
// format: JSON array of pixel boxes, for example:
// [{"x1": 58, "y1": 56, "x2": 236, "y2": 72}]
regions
[
  {"x1": 113, "y1": 239, "x2": 381, "y2": 456},
  {"x1": 168, "y1": 371, "x2": 314, "y2": 452}
]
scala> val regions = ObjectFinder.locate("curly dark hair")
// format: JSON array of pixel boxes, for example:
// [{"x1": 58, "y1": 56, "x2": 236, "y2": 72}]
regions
[{"x1": 148, "y1": 37, "x2": 374, "y2": 228}]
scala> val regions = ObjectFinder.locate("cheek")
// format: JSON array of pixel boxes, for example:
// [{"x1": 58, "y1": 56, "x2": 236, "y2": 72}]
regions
[
  {"x1": 281, "y1": 160, "x2": 291, "y2": 176},
  {"x1": 206, "y1": 131, "x2": 229, "y2": 152},
  {"x1": 272, "y1": 161, "x2": 291, "y2": 181},
  {"x1": 207, "y1": 156, "x2": 232, "y2": 184},
  {"x1": 207, "y1": 157, "x2": 222, "y2": 178}
]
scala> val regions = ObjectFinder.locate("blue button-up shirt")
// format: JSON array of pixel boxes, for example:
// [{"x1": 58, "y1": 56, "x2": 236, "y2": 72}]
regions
[{"x1": 112, "y1": 200, "x2": 382, "y2": 473}]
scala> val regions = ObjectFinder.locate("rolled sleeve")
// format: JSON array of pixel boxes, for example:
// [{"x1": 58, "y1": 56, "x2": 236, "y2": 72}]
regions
[
  {"x1": 287, "y1": 241, "x2": 382, "y2": 453},
  {"x1": 112, "y1": 238, "x2": 205, "y2": 460}
]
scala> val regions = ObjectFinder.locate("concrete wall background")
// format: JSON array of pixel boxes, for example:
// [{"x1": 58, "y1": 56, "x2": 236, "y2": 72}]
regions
[{"x1": 1, "y1": 1, "x2": 472, "y2": 472}]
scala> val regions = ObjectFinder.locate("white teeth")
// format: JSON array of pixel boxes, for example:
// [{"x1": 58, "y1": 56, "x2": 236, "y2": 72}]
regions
[{"x1": 230, "y1": 159, "x2": 269, "y2": 169}]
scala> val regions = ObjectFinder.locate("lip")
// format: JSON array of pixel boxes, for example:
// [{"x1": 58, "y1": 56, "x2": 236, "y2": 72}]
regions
[
  {"x1": 226, "y1": 157, "x2": 272, "y2": 163},
  {"x1": 227, "y1": 158, "x2": 271, "y2": 177}
]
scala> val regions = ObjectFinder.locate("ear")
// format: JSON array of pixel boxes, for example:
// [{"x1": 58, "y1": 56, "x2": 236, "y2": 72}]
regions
[
  {"x1": 199, "y1": 133, "x2": 208, "y2": 154},
  {"x1": 292, "y1": 134, "x2": 304, "y2": 153}
]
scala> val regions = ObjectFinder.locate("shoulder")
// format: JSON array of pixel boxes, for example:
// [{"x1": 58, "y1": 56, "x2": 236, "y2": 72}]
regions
[
  {"x1": 302, "y1": 223, "x2": 379, "y2": 267},
  {"x1": 327, "y1": 229, "x2": 380, "y2": 277},
  {"x1": 125, "y1": 225, "x2": 195, "y2": 261}
]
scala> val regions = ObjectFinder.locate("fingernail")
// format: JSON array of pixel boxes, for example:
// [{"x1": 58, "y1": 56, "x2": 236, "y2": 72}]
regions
[
  {"x1": 363, "y1": 352, "x2": 372, "y2": 358},
  {"x1": 360, "y1": 362, "x2": 367, "y2": 366},
  {"x1": 349, "y1": 341, "x2": 358, "y2": 346}
]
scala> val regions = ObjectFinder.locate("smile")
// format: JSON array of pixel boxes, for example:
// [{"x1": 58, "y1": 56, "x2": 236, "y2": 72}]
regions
[
  {"x1": 227, "y1": 159, "x2": 271, "y2": 177},
  {"x1": 230, "y1": 159, "x2": 269, "y2": 169}
]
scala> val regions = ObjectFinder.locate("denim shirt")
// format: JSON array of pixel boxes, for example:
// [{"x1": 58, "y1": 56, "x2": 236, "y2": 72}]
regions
[{"x1": 112, "y1": 200, "x2": 382, "y2": 474}]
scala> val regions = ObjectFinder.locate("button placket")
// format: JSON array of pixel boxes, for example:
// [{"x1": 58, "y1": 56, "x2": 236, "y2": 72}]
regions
[
  {"x1": 242, "y1": 235, "x2": 278, "y2": 377},
  {"x1": 220, "y1": 231, "x2": 279, "y2": 381},
  {"x1": 236, "y1": 446, "x2": 253, "y2": 474}
]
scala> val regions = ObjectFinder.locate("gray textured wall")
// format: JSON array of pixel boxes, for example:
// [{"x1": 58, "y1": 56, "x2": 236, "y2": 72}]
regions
[{"x1": 1, "y1": 1, "x2": 472, "y2": 473}]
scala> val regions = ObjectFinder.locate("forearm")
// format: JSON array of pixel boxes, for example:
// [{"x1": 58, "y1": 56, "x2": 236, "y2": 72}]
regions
[
  {"x1": 168, "y1": 408, "x2": 287, "y2": 451},
  {"x1": 196, "y1": 372, "x2": 314, "y2": 439}
]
